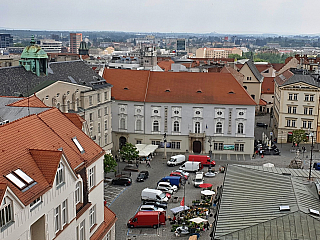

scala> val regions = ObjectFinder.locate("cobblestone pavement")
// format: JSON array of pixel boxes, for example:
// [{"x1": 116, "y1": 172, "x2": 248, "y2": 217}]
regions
[{"x1": 105, "y1": 114, "x2": 320, "y2": 240}]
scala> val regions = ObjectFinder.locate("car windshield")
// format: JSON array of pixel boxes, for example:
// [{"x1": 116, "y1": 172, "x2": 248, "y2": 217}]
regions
[
  {"x1": 159, "y1": 193, "x2": 166, "y2": 199},
  {"x1": 169, "y1": 158, "x2": 176, "y2": 162},
  {"x1": 195, "y1": 179, "x2": 203, "y2": 182}
]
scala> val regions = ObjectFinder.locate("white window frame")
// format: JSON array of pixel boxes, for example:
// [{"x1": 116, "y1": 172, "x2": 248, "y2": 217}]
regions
[
  {"x1": 77, "y1": 220, "x2": 85, "y2": 240},
  {"x1": 104, "y1": 120, "x2": 108, "y2": 130},
  {"x1": 293, "y1": 94, "x2": 298, "y2": 101},
  {"x1": 308, "y1": 121, "x2": 312, "y2": 129},
  {"x1": 195, "y1": 122, "x2": 201, "y2": 133},
  {"x1": 75, "y1": 182, "x2": 81, "y2": 205},
  {"x1": 136, "y1": 119, "x2": 142, "y2": 131},
  {"x1": 153, "y1": 120, "x2": 159, "y2": 132},
  {"x1": 54, "y1": 206, "x2": 61, "y2": 233},
  {"x1": 173, "y1": 121, "x2": 180, "y2": 132},
  {"x1": 303, "y1": 121, "x2": 307, "y2": 128},
  {"x1": 30, "y1": 196, "x2": 42, "y2": 210},
  {"x1": 89, "y1": 167, "x2": 96, "y2": 189},
  {"x1": 0, "y1": 198, "x2": 13, "y2": 229},
  {"x1": 62, "y1": 200, "x2": 68, "y2": 227},
  {"x1": 216, "y1": 122, "x2": 222, "y2": 134},
  {"x1": 89, "y1": 205, "x2": 96, "y2": 228},
  {"x1": 237, "y1": 123, "x2": 244, "y2": 134},
  {"x1": 56, "y1": 162, "x2": 64, "y2": 187},
  {"x1": 120, "y1": 118, "x2": 126, "y2": 129},
  {"x1": 104, "y1": 107, "x2": 108, "y2": 116}
]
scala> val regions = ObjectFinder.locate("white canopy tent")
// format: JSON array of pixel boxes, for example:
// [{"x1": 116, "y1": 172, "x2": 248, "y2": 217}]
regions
[{"x1": 135, "y1": 144, "x2": 158, "y2": 157}]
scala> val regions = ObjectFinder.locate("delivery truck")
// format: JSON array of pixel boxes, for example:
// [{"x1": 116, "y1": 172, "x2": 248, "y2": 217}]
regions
[
  {"x1": 179, "y1": 161, "x2": 202, "y2": 172},
  {"x1": 127, "y1": 211, "x2": 166, "y2": 228},
  {"x1": 188, "y1": 155, "x2": 216, "y2": 166}
]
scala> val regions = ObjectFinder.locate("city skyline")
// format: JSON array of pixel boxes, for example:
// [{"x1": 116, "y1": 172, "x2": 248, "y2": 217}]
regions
[{"x1": 2, "y1": 0, "x2": 320, "y2": 35}]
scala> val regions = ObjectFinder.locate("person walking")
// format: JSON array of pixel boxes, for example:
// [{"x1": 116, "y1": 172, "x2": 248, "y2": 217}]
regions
[{"x1": 146, "y1": 160, "x2": 151, "y2": 168}]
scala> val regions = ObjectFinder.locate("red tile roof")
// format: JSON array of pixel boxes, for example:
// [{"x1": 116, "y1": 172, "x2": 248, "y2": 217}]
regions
[
  {"x1": 0, "y1": 183, "x2": 7, "y2": 204},
  {"x1": 259, "y1": 99, "x2": 267, "y2": 106},
  {"x1": 255, "y1": 64, "x2": 271, "y2": 73},
  {"x1": 90, "y1": 206, "x2": 117, "y2": 240},
  {"x1": 274, "y1": 69, "x2": 294, "y2": 86},
  {"x1": 103, "y1": 69, "x2": 256, "y2": 106},
  {"x1": 261, "y1": 77, "x2": 275, "y2": 94},
  {"x1": 158, "y1": 60, "x2": 174, "y2": 71},
  {"x1": 63, "y1": 113, "x2": 85, "y2": 130},
  {"x1": 7, "y1": 95, "x2": 48, "y2": 108},
  {"x1": 0, "y1": 108, "x2": 104, "y2": 205},
  {"x1": 235, "y1": 64, "x2": 244, "y2": 70},
  {"x1": 272, "y1": 63, "x2": 285, "y2": 72}
]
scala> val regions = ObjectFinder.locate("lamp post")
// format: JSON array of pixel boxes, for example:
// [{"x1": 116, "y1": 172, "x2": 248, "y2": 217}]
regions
[
  {"x1": 163, "y1": 133, "x2": 167, "y2": 159},
  {"x1": 309, "y1": 131, "x2": 314, "y2": 180},
  {"x1": 208, "y1": 137, "x2": 213, "y2": 171}
]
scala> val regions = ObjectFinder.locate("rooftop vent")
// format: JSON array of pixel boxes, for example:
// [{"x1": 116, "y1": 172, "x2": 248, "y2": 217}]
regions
[
  {"x1": 228, "y1": 91, "x2": 234, "y2": 94},
  {"x1": 197, "y1": 90, "x2": 202, "y2": 93},
  {"x1": 124, "y1": 87, "x2": 129, "y2": 90},
  {"x1": 279, "y1": 206, "x2": 290, "y2": 211},
  {"x1": 165, "y1": 89, "x2": 170, "y2": 92},
  {"x1": 309, "y1": 208, "x2": 320, "y2": 215},
  {"x1": 282, "y1": 172, "x2": 291, "y2": 176}
]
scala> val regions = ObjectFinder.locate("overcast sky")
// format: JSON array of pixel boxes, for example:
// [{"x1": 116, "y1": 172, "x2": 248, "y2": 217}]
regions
[{"x1": 1, "y1": 0, "x2": 319, "y2": 35}]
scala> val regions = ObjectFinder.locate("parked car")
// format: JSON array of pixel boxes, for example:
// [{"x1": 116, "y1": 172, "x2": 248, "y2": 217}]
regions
[
  {"x1": 256, "y1": 122, "x2": 268, "y2": 127},
  {"x1": 142, "y1": 200, "x2": 168, "y2": 209},
  {"x1": 159, "y1": 176, "x2": 181, "y2": 188},
  {"x1": 123, "y1": 164, "x2": 139, "y2": 172},
  {"x1": 170, "y1": 172, "x2": 188, "y2": 180},
  {"x1": 194, "y1": 172, "x2": 204, "y2": 188},
  {"x1": 157, "y1": 182, "x2": 178, "y2": 193},
  {"x1": 140, "y1": 205, "x2": 165, "y2": 212},
  {"x1": 112, "y1": 176, "x2": 132, "y2": 186},
  {"x1": 173, "y1": 169, "x2": 190, "y2": 178},
  {"x1": 137, "y1": 171, "x2": 149, "y2": 182},
  {"x1": 141, "y1": 188, "x2": 169, "y2": 203}
]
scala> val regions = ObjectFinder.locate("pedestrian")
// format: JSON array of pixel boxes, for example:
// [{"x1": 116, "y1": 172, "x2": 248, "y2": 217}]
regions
[
  {"x1": 146, "y1": 160, "x2": 151, "y2": 168},
  {"x1": 136, "y1": 161, "x2": 139, "y2": 168},
  {"x1": 206, "y1": 210, "x2": 209, "y2": 219}
]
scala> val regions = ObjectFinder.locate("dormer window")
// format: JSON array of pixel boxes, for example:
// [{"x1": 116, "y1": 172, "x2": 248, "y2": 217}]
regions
[
  {"x1": 56, "y1": 163, "x2": 65, "y2": 188},
  {"x1": 0, "y1": 197, "x2": 13, "y2": 229}
]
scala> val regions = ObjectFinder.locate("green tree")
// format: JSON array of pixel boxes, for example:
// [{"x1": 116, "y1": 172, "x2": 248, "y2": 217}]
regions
[
  {"x1": 120, "y1": 143, "x2": 139, "y2": 162},
  {"x1": 292, "y1": 129, "x2": 308, "y2": 146},
  {"x1": 103, "y1": 154, "x2": 117, "y2": 173}
]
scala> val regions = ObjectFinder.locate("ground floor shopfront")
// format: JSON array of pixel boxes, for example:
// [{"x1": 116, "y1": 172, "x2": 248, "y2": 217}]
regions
[{"x1": 112, "y1": 132, "x2": 254, "y2": 160}]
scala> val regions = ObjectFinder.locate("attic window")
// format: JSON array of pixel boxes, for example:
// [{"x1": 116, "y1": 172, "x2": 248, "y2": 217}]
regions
[
  {"x1": 228, "y1": 91, "x2": 235, "y2": 94},
  {"x1": 165, "y1": 89, "x2": 170, "y2": 92},
  {"x1": 6, "y1": 173, "x2": 26, "y2": 189},
  {"x1": 14, "y1": 169, "x2": 34, "y2": 184},
  {"x1": 309, "y1": 208, "x2": 320, "y2": 215},
  {"x1": 197, "y1": 90, "x2": 202, "y2": 93},
  {"x1": 124, "y1": 87, "x2": 129, "y2": 90},
  {"x1": 279, "y1": 206, "x2": 290, "y2": 211},
  {"x1": 72, "y1": 137, "x2": 85, "y2": 153}
]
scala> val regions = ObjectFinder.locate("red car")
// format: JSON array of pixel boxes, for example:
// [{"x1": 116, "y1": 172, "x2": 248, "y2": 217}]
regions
[{"x1": 170, "y1": 172, "x2": 188, "y2": 180}]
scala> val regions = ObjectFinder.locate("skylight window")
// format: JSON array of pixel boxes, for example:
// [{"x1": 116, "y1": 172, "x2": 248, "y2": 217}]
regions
[
  {"x1": 72, "y1": 137, "x2": 85, "y2": 153},
  {"x1": 279, "y1": 205, "x2": 290, "y2": 211},
  {"x1": 309, "y1": 208, "x2": 320, "y2": 215},
  {"x1": 14, "y1": 169, "x2": 34, "y2": 184},
  {"x1": 6, "y1": 173, "x2": 26, "y2": 189}
]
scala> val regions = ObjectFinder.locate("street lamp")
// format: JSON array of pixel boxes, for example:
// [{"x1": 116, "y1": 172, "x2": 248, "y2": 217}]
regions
[
  {"x1": 163, "y1": 133, "x2": 167, "y2": 159},
  {"x1": 205, "y1": 137, "x2": 215, "y2": 177},
  {"x1": 309, "y1": 131, "x2": 314, "y2": 180}
]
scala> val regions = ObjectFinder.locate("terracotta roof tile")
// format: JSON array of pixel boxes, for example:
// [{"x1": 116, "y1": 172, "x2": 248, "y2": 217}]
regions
[
  {"x1": 259, "y1": 99, "x2": 267, "y2": 106},
  {"x1": 261, "y1": 77, "x2": 275, "y2": 94},
  {"x1": 63, "y1": 113, "x2": 85, "y2": 130},
  {"x1": 158, "y1": 60, "x2": 174, "y2": 71},
  {"x1": 272, "y1": 63, "x2": 285, "y2": 71},
  {"x1": 103, "y1": 69, "x2": 256, "y2": 106},
  {"x1": 7, "y1": 95, "x2": 48, "y2": 108},
  {"x1": 255, "y1": 64, "x2": 271, "y2": 73},
  {"x1": 0, "y1": 183, "x2": 7, "y2": 204},
  {"x1": 90, "y1": 206, "x2": 117, "y2": 240},
  {"x1": 29, "y1": 149, "x2": 62, "y2": 185}
]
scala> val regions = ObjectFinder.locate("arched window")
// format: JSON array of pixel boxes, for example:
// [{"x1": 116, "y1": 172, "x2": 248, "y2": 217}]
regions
[
  {"x1": 195, "y1": 122, "x2": 200, "y2": 133},
  {"x1": 216, "y1": 122, "x2": 222, "y2": 133},
  {"x1": 56, "y1": 103, "x2": 60, "y2": 110},
  {"x1": 173, "y1": 121, "x2": 180, "y2": 132},
  {"x1": 238, "y1": 123, "x2": 244, "y2": 134},
  {"x1": 120, "y1": 118, "x2": 125, "y2": 129},
  {"x1": 136, "y1": 119, "x2": 142, "y2": 131},
  {"x1": 153, "y1": 120, "x2": 159, "y2": 132}
]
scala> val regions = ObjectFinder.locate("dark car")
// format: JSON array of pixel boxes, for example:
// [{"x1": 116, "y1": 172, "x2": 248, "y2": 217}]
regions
[
  {"x1": 111, "y1": 176, "x2": 132, "y2": 186},
  {"x1": 123, "y1": 164, "x2": 139, "y2": 172},
  {"x1": 137, "y1": 171, "x2": 149, "y2": 182},
  {"x1": 143, "y1": 200, "x2": 167, "y2": 209},
  {"x1": 256, "y1": 122, "x2": 268, "y2": 127}
]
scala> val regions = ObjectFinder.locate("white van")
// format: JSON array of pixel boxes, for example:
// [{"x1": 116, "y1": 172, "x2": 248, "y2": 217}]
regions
[
  {"x1": 194, "y1": 172, "x2": 204, "y2": 188},
  {"x1": 180, "y1": 161, "x2": 202, "y2": 172},
  {"x1": 167, "y1": 155, "x2": 186, "y2": 166},
  {"x1": 157, "y1": 182, "x2": 178, "y2": 192},
  {"x1": 141, "y1": 188, "x2": 169, "y2": 203}
]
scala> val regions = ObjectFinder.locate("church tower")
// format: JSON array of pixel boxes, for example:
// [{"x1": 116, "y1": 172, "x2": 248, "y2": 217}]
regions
[
  {"x1": 19, "y1": 36, "x2": 48, "y2": 76},
  {"x1": 78, "y1": 41, "x2": 89, "y2": 56}
]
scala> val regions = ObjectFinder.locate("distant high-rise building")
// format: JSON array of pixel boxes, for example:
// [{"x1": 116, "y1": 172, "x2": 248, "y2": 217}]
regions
[
  {"x1": 177, "y1": 39, "x2": 186, "y2": 51},
  {"x1": 36, "y1": 39, "x2": 62, "y2": 53},
  {"x1": 70, "y1": 33, "x2": 82, "y2": 54},
  {"x1": 0, "y1": 34, "x2": 13, "y2": 48}
]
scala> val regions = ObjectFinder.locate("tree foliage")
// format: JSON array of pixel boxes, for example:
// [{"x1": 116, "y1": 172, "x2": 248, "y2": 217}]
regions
[
  {"x1": 103, "y1": 154, "x2": 117, "y2": 173},
  {"x1": 120, "y1": 143, "x2": 139, "y2": 162},
  {"x1": 292, "y1": 129, "x2": 308, "y2": 145},
  {"x1": 229, "y1": 52, "x2": 293, "y2": 63}
]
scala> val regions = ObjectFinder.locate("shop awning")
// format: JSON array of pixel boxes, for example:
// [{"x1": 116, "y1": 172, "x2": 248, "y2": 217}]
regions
[
  {"x1": 135, "y1": 144, "x2": 158, "y2": 157},
  {"x1": 170, "y1": 205, "x2": 189, "y2": 214}
]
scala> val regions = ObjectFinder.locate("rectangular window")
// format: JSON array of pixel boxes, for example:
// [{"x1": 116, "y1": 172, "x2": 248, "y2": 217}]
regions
[
  {"x1": 30, "y1": 196, "x2": 41, "y2": 209},
  {"x1": 97, "y1": 93, "x2": 101, "y2": 103},
  {"x1": 235, "y1": 143, "x2": 244, "y2": 152},
  {"x1": 310, "y1": 95, "x2": 314, "y2": 101},
  {"x1": 104, "y1": 120, "x2": 108, "y2": 130},
  {"x1": 89, "y1": 167, "x2": 96, "y2": 189},
  {"x1": 89, "y1": 113, "x2": 93, "y2": 122},
  {"x1": 304, "y1": 107, "x2": 308, "y2": 115},
  {"x1": 288, "y1": 94, "x2": 293, "y2": 100},
  {"x1": 293, "y1": 94, "x2": 298, "y2": 100},
  {"x1": 287, "y1": 106, "x2": 292, "y2": 114},
  {"x1": 75, "y1": 183, "x2": 81, "y2": 204},
  {"x1": 303, "y1": 121, "x2": 307, "y2": 128},
  {"x1": 151, "y1": 140, "x2": 160, "y2": 146},
  {"x1": 89, "y1": 96, "x2": 93, "y2": 106},
  {"x1": 98, "y1": 123, "x2": 101, "y2": 133},
  {"x1": 104, "y1": 134, "x2": 108, "y2": 145},
  {"x1": 56, "y1": 163, "x2": 64, "y2": 187},
  {"x1": 292, "y1": 106, "x2": 297, "y2": 114},
  {"x1": 54, "y1": 206, "x2": 61, "y2": 233},
  {"x1": 309, "y1": 108, "x2": 313, "y2": 115},
  {"x1": 218, "y1": 143, "x2": 223, "y2": 150},
  {"x1": 305, "y1": 95, "x2": 309, "y2": 101},
  {"x1": 247, "y1": 76, "x2": 251, "y2": 80},
  {"x1": 89, "y1": 205, "x2": 96, "y2": 228},
  {"x1": 104, "y1": 92, "x2": 108, "y2": 101},
  {"x1": 292, "y1": 119, "x2": 296, "y2": 127},
  {"x1": 171, "y1": 142, "x2": 181, "y2": 149},
  {"x1": 0, "y1": 201, "x2": 13, "y2": 228},
  {"x1": 98, "y1": 109, "x2": 101, "y2": 118},
  {"x1": 78, "y1": 220, "x2": 85, "y2": 240},
  {"x1": 308, "y1": 121, "x2": 312, "y2": 129},
  {"x1": 286, "y1": 119, "x2": 291, "y2": 127},
  {"x1": 62, "y1": 200, "x2": 68, "y2": 226},
  {"x1": 136, "y1": 140, "x2": 142, "y2": 144},
  {"x1": 104, "y1": 107, "x2": 108, "y2": 116}
]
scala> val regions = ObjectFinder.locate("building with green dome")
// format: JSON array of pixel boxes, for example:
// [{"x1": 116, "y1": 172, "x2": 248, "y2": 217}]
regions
[{"x1": 19, "y1": 36, "x2": 48, "y2": 76}]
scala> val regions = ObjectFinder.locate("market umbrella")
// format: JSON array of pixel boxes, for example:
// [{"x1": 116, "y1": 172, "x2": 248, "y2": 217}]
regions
[
  {"x1": 199, "y1": 183, "x2": 212, "y2": 188},
  {"x1": 201, "y1": 190, "x2": 215, "y2": 196},
  {"x1": 189, "y1": 217, "x2": 208, "y2": 224},
  {"x1": 170, "y1": 205, "x2": 190, "y2": 214}
]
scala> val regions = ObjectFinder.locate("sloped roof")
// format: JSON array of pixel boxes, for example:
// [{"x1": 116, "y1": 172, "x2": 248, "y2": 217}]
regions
[
  {"x1": 261, "y1": 77, "x2": 274, "y2": 94},
  {"x1": 255, "y1": 64, "x2": 271, "y2": 73},
  {"x1": 274, "y1": 69, "x2": 294, "y2": 86},
  {"x1": 0, "y1": 183, "x2": 7, "y2": 205},
  {"x1": 103, "y1": 69, "x2": 256, "y2": 106},
  {"x1": 259, "y1": 99, "x2": 267, "y2": 106},
  {"x1": 0, "y1": 61, "x2": 110, "y2": 97},
  {"x1": 0, "y1": 108, "x2": 104, "y2": 205},
  {"x1": 7, "y1": 95, "x2": 48, "y2": 108},
  {"x1": 272, "y1": 63, "x2": 285, "y2": 71},
  {"x1": 158, "y1": 60, "x2": 174, "y2": 71},
  {"x1": 63, "y1": 113, "x2": 85, "y2": 130},
  {"x1": 245, "y1": 60, "x2": 264, "y2": 82},
  {"x1": 220, "y1": 66, "x2": 244, "y2": 85},
  {"x1": 281, "y1": 74, "x2": 320, "y2": 87},
  {"x1": 215, "y1": 165, "x2": 320, "y2": 239},
  {"x1": 90, "y1": 206, "x2": 117, "y2": 240}
]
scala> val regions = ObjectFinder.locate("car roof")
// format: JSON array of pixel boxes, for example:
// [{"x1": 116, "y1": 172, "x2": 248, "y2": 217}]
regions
[
  {"x1": 140, "y1": 171, "x2": 148, "y2": 173},
  {"x1": 141, "y1": 205, "x2": 155, "y2": 208}
]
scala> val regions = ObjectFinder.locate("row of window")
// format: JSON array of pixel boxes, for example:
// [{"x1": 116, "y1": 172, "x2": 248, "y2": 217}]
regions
[
  {"x1": 287, "y1": 106, "x2": 313, "y2": 115},
  {"x1": 120, "y1": 119, "x2": 245, "y2": 134},
  {"x1": 89, "y1": 92, "x2": 109, "y2": 106},
  {"x1": 213, "y1": 143, "x2": 245, "y2": 152},
  {"x1": 286, "y1": 119, "x2": 313, "y2": 129},
  {"x1": 89, "y1": 107, "x2": 109, "y2": 121},
  {"x1": 288, "y1": 93, "x2": 314, "y2": 101}
]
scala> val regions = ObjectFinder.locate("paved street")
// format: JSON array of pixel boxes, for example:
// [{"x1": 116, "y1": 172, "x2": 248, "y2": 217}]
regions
[{"x1": 105, "y1": 114, "x2": 320, "y2": 240}]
